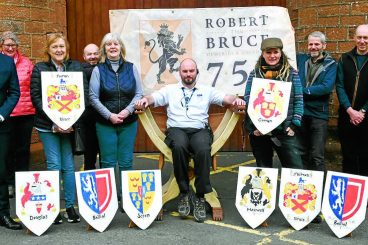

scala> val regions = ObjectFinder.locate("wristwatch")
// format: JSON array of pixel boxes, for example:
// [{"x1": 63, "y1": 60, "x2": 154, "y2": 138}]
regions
[{"x1": 361, "y1": 108, "x2": 366, "y2": 113}]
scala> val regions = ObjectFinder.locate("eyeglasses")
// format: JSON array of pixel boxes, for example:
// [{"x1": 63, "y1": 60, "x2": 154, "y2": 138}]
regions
[{"x1": 2, "y1": 43, "x2": 17, "y2": 49}]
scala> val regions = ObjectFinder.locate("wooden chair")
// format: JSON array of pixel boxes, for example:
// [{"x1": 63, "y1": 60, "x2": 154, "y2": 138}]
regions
[{"x1": 135, "y1": 105, "x2": 244, "y2": 221}]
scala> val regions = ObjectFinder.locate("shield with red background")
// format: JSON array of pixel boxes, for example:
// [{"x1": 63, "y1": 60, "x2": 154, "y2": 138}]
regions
[
  {"x1": 122, "y1": 170, "x2": 162, "y2": 230},
  {"x1": 16, "y1": 171, "x2": 59, "y2": 236},
  {"x1": 322, "y1": 171, "x2": 368, "y2": 238},
  {"x1": 75, "y1": 168, "x2": 118, "y2": 232},
  {"x1": 41, "y1": 71, "x2": 85, "y2": 130},
  {"x1": 247, "y1": 78, "x2": 292, "y2": 135}
]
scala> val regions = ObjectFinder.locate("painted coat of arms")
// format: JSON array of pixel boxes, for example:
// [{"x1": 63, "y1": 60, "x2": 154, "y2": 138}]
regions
[
  {"x1": 75, "y1": 168, "x2": 118, "y2": 232},
  {"x1": 322, "y1": 171, "x2": 368, "y2": 238},
  {"x1": 235, "y1": 167, "x2": 278, "y2": 229},
  {"x1": 279, "y1": 168, "x2": 323, "y2": 230},
  {"x1": 15, "y1": 171, "x2": 59, "y2": 236},
  {"x1": 41, "y1": 71, "x2": 85, "y2": 130},
  {"x1": 247, "y1": 78, "x2": 292, "y2": 135},
  {"x1": 122, "y1": 170, "x2": 162, "y2": 230}
]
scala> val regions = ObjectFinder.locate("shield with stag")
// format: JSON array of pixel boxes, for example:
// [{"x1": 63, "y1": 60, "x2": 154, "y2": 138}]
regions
[
  {"x1": 75, "y1": 168, "x2": 118, "y2": 232},
  {"x1": 41, "y1": 71, "x2": 84, "y2": 130},
  {"x1": 235, "y1": 166, "x2": 278, "y2": 229},
  {"x1": 122, "y1": 170, "x2": 162, "y2": 230},
  {"x1": 15, "y1": 171, "x2": 59, "y2": 236},
  {"x1": 247, "y1": 78, "x2": 292, "y2": 135},
  {"x1": 279, "y1": 168, "x2": 324, "y2": 230},
  {"x1": 322, "y1": 171, "x2": 368, "y2": 238}
]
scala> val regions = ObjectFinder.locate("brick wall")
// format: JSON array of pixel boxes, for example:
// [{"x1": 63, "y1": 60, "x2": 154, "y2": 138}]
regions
[{"x1": 0, "y1": 0, "x2": 67, "y2": 64}]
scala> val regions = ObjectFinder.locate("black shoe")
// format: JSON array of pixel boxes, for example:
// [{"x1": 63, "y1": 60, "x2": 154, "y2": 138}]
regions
[
  {"x1": 53, "y1": 213, "x2": 63, "y2": 225},
  {"x1": 178, "y1": 193, "x2": 190, "y2": 218},
  {"x1": 65, "y1": 207, "x2": 80, "y2": 223},
  {"x1": 312, "y1": 214, "x2": 323, "y2": 224},
  {"x1": 0, "y1": 216, "x2": 22, "y2": 230},
  {"x1": 192, "y1": 196, "x2": 206, "y2": 223}
]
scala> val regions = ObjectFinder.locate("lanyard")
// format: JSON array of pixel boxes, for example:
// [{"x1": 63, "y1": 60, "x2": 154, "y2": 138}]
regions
[{"x1": 181, "y1": 87, "x2": 196, "y2": 109}]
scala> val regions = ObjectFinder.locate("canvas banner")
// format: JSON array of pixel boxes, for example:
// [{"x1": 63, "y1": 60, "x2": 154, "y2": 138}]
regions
[
  {"x1": 247, "y1": 78, "x2": 292, "y2": 135},
  {"x1": 235, "y1": 166, "x2": 278, "y2": 229},
  {"x1": 75, "y1": 168, "x2": 118, "y2": 232},
  {"x1": 109, "y1": 6, "x2": 296, "y2": 95},
  {"x1": 15, "y1": 171, "x2": 59, "y2": 236},
  {"x1": 322, "y1": 171, "x2": 368, "y2": 238},
  {"x1": 278, "y1": 168, "x2": 324, "y2": 230},
  {"x1": 41, "y1": 71, "x2": 85, "y2": 130},
  {"x1": 122, "y1": 170, "x2": 162, "y2": 230}
]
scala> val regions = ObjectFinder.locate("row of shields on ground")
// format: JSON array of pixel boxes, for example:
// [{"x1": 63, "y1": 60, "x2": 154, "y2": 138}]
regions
[{"x1": 15, "y1": 167, "x2": 368, "y2": 238}]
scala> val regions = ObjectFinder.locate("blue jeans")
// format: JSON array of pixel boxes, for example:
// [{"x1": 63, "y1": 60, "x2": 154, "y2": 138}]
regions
[
  {"x1": 39, "y1": 131, "x2": 76, "y2": 208},
  {"x1": 96, "y1": 121, "x2": 137, "y2": 199},
  {"x1": 296, "y1": 116, "x2": 328, "y2": 171}
]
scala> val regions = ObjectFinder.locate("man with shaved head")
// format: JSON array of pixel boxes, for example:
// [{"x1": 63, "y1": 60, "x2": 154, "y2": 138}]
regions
[
  {"x1": 336, "y1": 24, "x2": 368, "y2": 176},
  {"x1": 80, "y1": 43, "x2": 100, "y2": 170},
  {"x1": 136, "y1": 58, "x2": 245, "y2": 223}
]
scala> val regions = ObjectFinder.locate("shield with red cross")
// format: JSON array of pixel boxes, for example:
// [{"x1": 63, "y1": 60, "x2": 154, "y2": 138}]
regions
[
  {"x1": 278, "y1": 168, "x2": 324, "y2": 231},
  {"x1": 41, "y1": 71, "x2": 85, "y2": 130}
]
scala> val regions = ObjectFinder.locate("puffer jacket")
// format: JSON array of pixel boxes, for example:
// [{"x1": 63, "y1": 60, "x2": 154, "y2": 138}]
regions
[
  {"x1": 10, "y1": 51, "x2": 35, "y2": 117},
  {"x1": 30, "y1": 59, "x2": 88, "y2": 130}
]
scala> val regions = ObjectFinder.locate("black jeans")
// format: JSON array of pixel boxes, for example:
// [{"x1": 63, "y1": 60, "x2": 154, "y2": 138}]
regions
[
  {"x1": 296, "y1": 116, "x2": 328, "y2": 171},
  {"x1": 165, "y1": 127, "x2": 213, "y2": 195},
  {"x1": 6, "y1": 115, "x2": 34, "y2": 185},
  {"x1": 338, "y1": 111, "x2": 368, "y2": 176},
  {"x1": 249, "y1": 131, "x2": 302, "y2": 169},
  {"x1": 0, "y1": 130, "x2": 10, "y2": 216}
]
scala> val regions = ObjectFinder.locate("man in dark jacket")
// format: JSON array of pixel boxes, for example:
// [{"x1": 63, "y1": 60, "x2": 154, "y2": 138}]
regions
[
  {"x1": 296, "y1": 31, "x2": 337, "y2": 172},
  {"x1": 336, "y1": 24, "x2": 368, "y2": 176},
  {"x1": 0, "y1": 53, "x2": 21, "y2": 230},
  {"x1": 81, "y1": 43, "x2": 100, "y2": 170}
]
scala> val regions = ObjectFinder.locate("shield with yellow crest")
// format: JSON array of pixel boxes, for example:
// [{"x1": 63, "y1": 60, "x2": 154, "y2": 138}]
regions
[
  {"x1": 41, "y1": 71, "x2": 85, "y2": 130},
  {"x1": 122, "y1": 170, "x2": 162, "y2": 230},
  {"x1": 247, "y1": 78, "x2": 292, "y2": 135}
]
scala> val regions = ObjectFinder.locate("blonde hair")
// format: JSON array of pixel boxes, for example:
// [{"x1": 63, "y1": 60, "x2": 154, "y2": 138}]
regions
[
  {"x1": 99, "y1": 33, "x2": 126, "y2": 63},
  {"x1": 44, "y1": 33, "x2": 70, "y2": 62}
]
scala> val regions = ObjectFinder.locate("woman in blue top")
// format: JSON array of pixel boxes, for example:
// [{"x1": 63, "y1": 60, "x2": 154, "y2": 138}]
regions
[
  {"x1": 244, "y1": 37, "x2": 303, "y2": 169},
  {"x1": 89, "y1": 33, "x2": 143, "y2": 200}
]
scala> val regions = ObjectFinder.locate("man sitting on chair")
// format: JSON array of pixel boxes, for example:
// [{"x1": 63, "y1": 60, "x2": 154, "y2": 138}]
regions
[{"x1": 135, "y1": 58, "x2": 244, "y2": 223}]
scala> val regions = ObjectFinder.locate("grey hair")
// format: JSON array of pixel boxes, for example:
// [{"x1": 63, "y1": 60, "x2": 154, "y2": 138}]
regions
[
  {"x1": 308, "y1": 31, "x2": 326, "y2": 43},
  {"x1": 99, "y1": 33, "x2": 126, "y2": 63},
  {"x1": 0, "y1": 31, "x2": 20, "y2": 45}
]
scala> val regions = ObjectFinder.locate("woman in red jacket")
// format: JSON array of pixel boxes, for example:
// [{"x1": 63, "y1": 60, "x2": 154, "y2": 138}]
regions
[{"x1": 0, "y1": 31, "x2": 35, "y2": 197}]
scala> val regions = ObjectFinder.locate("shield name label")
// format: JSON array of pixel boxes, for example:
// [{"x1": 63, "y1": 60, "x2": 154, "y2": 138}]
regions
[
  {"x1": 122, "y1": 170, "x2": 162, "y2": 230},
  {"x1": 16, "y1": 171, "x2": 59, "y2": 236},
  {"x1": 322, "y1": 171, "x2": 368, "y2": 238},
  {"x1": 235, "y1": 167, "x2": 278, "y2": 229},
  {"x1": 41, "y1": 71, "x2": 85, "y2": 130},
  {"x1": 75, "y1": 168, "x2": 118, "y2": 232},
  {"x1": 247, "y1": 78, "x2": 292, "y2": 135},
  {"x1": 279, "y1": 168, "x2": 324, "y2": 230}
]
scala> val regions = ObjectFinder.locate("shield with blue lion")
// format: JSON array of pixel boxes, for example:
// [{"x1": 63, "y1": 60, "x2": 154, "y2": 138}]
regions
[
  {"x1": 75, "y1": 168, "x2": 118, "y2": 232},
  {"x1": 122, "y1": 170, "x2": 162, "y2": 230}
]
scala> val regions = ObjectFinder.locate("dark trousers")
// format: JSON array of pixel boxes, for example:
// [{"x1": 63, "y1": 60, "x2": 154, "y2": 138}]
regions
[
  {"x1": 80, "y1": 107, "x2": 99, "y2": 170},
  {"x1": 296, "y1": 116, "x2": 328, "y2": 171},
  {"x1": 165, "y1": 127, "x2": 213, "y2": 195},
  {"x1": 6, "y1": 115, "x2": 34, "y2": 185},
  {"x1": 0, "y1": 131, "x2": 10, "y2": 216},
  {"x1": 338, "y1": 111, "x2": 368, "y2": 176},
  {"x1": 249, "y1": 132, "x2": 303, "y2": 169}
]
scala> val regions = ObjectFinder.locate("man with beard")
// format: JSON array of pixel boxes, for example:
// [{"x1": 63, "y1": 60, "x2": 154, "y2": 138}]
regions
[
  {"x1": 135, "y1": 58, "x2": 244, "y2": 223},
  {"x1": 296, "y1": 31, "x2": 337, "y2": 223},
  {"x1": 336, "y1": 25, "x2": 368, "y2": 176}
]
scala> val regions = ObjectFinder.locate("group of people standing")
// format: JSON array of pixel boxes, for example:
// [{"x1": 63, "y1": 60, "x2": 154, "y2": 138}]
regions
[{"x1": 0, "y1": 23, "x2": 367, "y2": 230}]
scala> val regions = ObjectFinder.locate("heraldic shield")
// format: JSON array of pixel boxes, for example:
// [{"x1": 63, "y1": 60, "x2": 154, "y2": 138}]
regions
[
  {"x1": 247, "y1": 78, "x2": 292, "y2": 135},
  {"x1": 121, "y1": 170, "x2": 162, "y2": 230},
  {"x1": 279, "y1": 168, "x2": 324, "y2": 230},
  {"x1": 322, "y1": 171, "x2": 368, "y2": 238},
  {"x1": 235, "y1": 166, "x2": 278, "y2": 229},
  {"x1": 15, "y1": 171, "x2": 59, "y2": 236},
  {"x1": 41, "y1": 71, "x2": 85, "y2": 130},
  {"x1": 75, "y1": 168, "x2": 118, "y2": 232}
]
